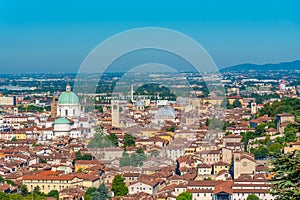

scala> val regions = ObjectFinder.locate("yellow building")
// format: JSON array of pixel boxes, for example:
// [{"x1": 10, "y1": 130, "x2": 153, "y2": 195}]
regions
[
  {"x1": 22, "y1": 172, "x2": 100, "y2": 194},
  {"x1": 212, "y1": 161, "x2": 230, "y2": 175},
  {"x1": 202, "y1": 97, "x2": 223, "y2": 105},
  {"x1": 15, "y1": 132, "x2": 27, "y2": 140},
  {"x1": 154, "y1": 132, "x2": 173, "y2": 142}
]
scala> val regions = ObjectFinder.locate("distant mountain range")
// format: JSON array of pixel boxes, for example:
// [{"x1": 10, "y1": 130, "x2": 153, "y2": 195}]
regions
[{"x1": 220, "y1": 60, "x2": 300, "y2": 72}]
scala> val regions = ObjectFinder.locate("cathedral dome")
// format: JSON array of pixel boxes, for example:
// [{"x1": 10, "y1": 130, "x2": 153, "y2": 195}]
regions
[
  {"x1": 155, "y1": 106, "x2": 176, "y2": 119},
  {"x1": 58, "y1": 92, "x2": 80, "y2": 104},
  {"x1": 54, "y1": 117, "x2": 70, "y2": 124}
]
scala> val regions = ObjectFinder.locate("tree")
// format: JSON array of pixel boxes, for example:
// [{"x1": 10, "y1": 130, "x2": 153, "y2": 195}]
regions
[
  {"x1": 221, "y1": 98, "x2": 228, "y2": 108},
  {"x1": 253, "y1": 145, "x2": 269, "y2": 159},
  {"x1": 255, "y1": 123, "x2": 267, "y2": 135},
  {"x1": 284, "y1": 132, "x2": 296, "y2": 143},
  {"x1": 150, "y1": 150, "x2": 159, "y2": 157},
  {"x1": 0, "y1": 192, "x2": 8, "y2": 200},
  {"x1": 119, "y1": 156, "x2": 131, "y2": 167},
  {"x1": 87, "y1": 132, "x2": 113, "y2": 148},
  {"x1": 6, "y1": 179, "x2": 16, "y2": 186},
  {"x1": 112, "y1": 174, "x2": 128, "y2": 196},
  {"x1": 268, "y1": 143, "x2": 281, "y2": 155},
  {"x1": 123, "y1": 133, "x2": 135, "y2": 148},
  {"x1": 84, "y1": 194, "x2": 91, "y2": 200},
  {"x1": 233, "y1": 99, "x2": 242, "y2": 108},
  {"x1": 284, "y1": 123, "x2": 299, "y2": 134},
  {"x1": 271, "y1": 151, "x2": 300, "y2": 200},
  {"x1": 135, "y1": 148, "x2": 147, "y2": 166},
  {"x1": 0, "y1": 176, "x2": 4, "y2": 183},
  {"x1": 166, "y1": 125, "x2": 176, "y2": 132},
  {"x1": 33, "y1": 186, "x2": 41, "y2": 195},
  {"x1": 7, "y1": 193, "x2": 24, "y2": 200},
  {"x1": 47, "y1": 190, "x2": 59, "y2": 199},
  {"x1": 258, "y1": 98, "x2": 300, "y2": 117},
  {"x1": 106, "y1": 133, "x2": 119, "y2": 147},
  {"x1": 119, "y1": 149, "x2": 147, "y2": 167},
  {"x1": 84, "y1": 187, "x2": 97, "y2": 200},
  {"x1": 247, "y1": 194, "x2": 259, "y2": 200},
  {"x1": 19, "y1": 184, "x2": 28, "y2": 196},
  {"x1": 73, "y1": 151, "x2": 93, "y2": 164},
  {"x1": 221, "y1": 98, "x2": 233, "y2": 109},
  {"x1": 264, "y1": 135, "x2": 271, "y2": 145},
  {"x1": 85, "y1": 187, "x2": 97, "y2": 196},
  {"x1": 98, "y1": 183, "x2": 109, "y2": 200},
  {"x1": 11, "y1": 137, "x2": 17, "y2": 141},
  {"x1": 206, "y1": 117, "x2": 224, "y2": 130},
  {"x1": 91, "y1": 191, "x2": 101, "y2": 200},
  {"x1": 241, "y1": 131, "x2": 257, "y2": 151},
  {"x1": 176, "y1": 191, "x2": 192, "y2": 200}
]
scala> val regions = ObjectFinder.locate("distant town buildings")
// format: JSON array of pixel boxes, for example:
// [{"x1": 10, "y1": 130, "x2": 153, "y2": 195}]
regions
[{"x1": 0, "y1": 71, "x2": 299, "y2": 199}]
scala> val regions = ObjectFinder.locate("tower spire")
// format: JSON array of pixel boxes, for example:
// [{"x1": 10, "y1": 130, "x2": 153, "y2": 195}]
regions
[
  {"x1": 66, "y1": 83, "x2": 71, "y2": 92},
  {"x1": 131, "y1": 84, "x2": 134, "y2": 102}
]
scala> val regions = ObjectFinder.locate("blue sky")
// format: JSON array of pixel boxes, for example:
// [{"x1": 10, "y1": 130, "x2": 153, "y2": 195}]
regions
[{"x1": 0, "y1": 0, "x2": 300, "y2": 73}]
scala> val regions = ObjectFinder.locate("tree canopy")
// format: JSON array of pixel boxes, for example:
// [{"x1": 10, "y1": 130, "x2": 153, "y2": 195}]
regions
[
  {"x1": 247, "y1": 194, "x2": 259, "y2": 200},
  {"x1": 258, "y1": 98, "x2": 300, "y2": 118},
  {"x1": 123, "y1": 133, "x2": 136, "y2": 148},
  {"x1": 91, "y1": 191, "x2": 101, "y2": 200},
  {"x1": 73, "y1": 151, "x2": 93, "y2": 164},
  {"x1": 120, "y1": 148, "x2": 147, "y2": 167},
  {"x1": 271, "y1": 151, "x2": 300, "y2": 200},
  {"x1": 98, "y1": 183, "x2": 110, "y2": 200},
  {"x1": 47, "y1": 190, "x2": 59, "y2": 200},
  {"x1": 233, "y1": 98, "x2": 242, "y2": 108},
  {"x1": 112, "y1": 174, "x2": 128, "y2": 196},
  {"x1": 176, "y1": 191, "x2": 192, "y2": 200},
  {"x1": 87, "y1": 129, "x2": 114, "y2": 148},
  {"x1": 106, "y1": 133, "x2": 119, "y2": 147}
]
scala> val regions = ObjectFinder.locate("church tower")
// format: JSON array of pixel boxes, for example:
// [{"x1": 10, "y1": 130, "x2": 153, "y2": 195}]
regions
[
  {"x1": 111, "y1": 100, "x2": 120, "y2": 127},
  {"x1": 251, "y1": 102, "x2": 257, "y2": 114}
]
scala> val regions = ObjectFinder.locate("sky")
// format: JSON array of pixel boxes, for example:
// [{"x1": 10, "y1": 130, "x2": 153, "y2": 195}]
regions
[{"x1": 0, "y1": 0, "x2": 300, "y2": 73}]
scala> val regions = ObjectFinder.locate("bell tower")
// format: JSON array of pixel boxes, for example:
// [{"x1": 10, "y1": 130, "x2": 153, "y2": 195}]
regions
[{"x1": 111, "y1": 100, "x2": 120, "y2": 127}]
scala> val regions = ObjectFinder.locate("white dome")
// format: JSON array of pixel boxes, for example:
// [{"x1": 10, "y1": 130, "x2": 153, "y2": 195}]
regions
[{"x1": 155, "y1": 106, "x2": 176, "y2": 119}]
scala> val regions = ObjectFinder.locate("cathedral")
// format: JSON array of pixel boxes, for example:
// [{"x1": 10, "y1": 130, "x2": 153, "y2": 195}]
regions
[
  {"x1": 57, "y1": 84, "x2": 81, "y2": 118},
  {"x1": 43, "y1": 84, "x2": 94, "y2": 140}
]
